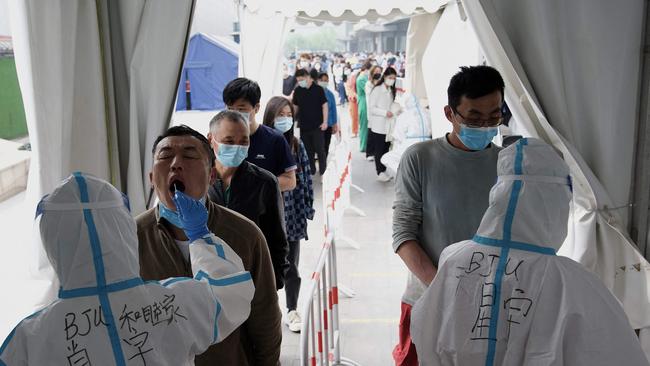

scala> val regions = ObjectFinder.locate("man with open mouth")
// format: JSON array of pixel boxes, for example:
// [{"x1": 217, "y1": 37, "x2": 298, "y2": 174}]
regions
[{"x1": 136, "y1": 125, "x2": 282, "y2": 366}]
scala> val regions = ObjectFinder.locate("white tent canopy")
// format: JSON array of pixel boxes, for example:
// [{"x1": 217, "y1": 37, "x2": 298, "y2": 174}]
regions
[{"x1": 239, "y1": 0, "x2": 444, "y2": 18}]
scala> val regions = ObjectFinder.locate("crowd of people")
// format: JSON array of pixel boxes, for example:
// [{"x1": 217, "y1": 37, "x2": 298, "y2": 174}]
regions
[
  {"x1": 1, "y1": 59, "x2": 648, "y2": 366},
  {"x1": 282, "y1": 51, "x2": 405, "y2": 182}
]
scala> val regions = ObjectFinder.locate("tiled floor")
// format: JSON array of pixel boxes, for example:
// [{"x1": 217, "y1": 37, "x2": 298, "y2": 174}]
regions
[{"x1": 279, "y1": 132, "x2": 407, "y2": 365}]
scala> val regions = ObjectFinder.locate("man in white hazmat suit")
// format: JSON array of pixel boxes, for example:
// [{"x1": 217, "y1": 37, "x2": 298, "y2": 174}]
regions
[
  {"x1": 0, "y1": 172, "x2": 254, "y2": 365},
  {"x1": 411, "y1": 138, "x2": 648, "y2": 365}
]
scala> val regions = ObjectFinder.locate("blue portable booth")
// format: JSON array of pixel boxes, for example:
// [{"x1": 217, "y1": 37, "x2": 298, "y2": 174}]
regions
[{"x1": 176, "y1": 33, "x2": 239, "y2": 111}]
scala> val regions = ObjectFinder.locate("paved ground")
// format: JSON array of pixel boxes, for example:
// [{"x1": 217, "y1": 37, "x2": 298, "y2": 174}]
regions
[{"x1": 279, "y1": 119, "x2": 407, "y2": 365}]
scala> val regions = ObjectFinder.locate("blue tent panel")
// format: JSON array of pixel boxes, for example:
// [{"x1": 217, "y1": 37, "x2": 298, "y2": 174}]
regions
[{"x1": 176, "y1": 33, "x2": 239, "y2": 111}]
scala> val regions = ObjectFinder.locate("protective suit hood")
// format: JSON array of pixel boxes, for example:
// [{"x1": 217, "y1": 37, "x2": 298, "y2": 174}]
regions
[
  {"x1": 410, "y1": 138, "x2": 647, "y2": 366},
  {"x1": 2, "y1": 172, "x2": 254, "y2": 365},
  {"x1": 37, "y1": 172, "x2": 139, "y2": 291},
  {"x1": 475, "y1": 138, "x2": 572, "y2": 251}
]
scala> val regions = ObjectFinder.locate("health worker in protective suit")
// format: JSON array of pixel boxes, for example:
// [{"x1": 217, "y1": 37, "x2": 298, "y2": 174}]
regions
[
  {"x1": 411, "y1": 138, "x2": 648, "y2": 366},
  {"x1": 0, "y1": 172, "x2": 254, "y2": 365}
]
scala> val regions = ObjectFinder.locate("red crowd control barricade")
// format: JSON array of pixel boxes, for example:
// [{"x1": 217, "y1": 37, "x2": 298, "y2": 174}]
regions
[{"x1": 299, "y1": 138, "x2": 361, "y2": 366}]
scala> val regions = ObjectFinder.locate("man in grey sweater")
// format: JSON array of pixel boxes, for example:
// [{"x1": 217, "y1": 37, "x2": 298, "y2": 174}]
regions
[{"x1": 391, "y1": 66, "x2": 505, "y2": 366}]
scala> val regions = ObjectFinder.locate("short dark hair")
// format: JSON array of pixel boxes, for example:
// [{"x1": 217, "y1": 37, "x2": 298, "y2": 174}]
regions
[
  {"x1": 222, "y1": 77, "x2": 261, "y2": 106},
  {"x1": 447, "y1": 65, "x2": 505, "y2": 110},
  {"x1": 309, "y1": 68, "x2": 319, "y2": 81},
  {"x1": 318, "y1": 72, "x2": 329, "y2": 80},
  {"x1": 151, "y1": 125, "x2": 215, "y2": 167},
  {"x1": 294, "y1": 68, "x2": 309, "y2": 78}
]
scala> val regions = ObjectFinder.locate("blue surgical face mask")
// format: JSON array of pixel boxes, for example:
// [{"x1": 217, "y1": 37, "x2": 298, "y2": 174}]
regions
[
  {"x1": 217, "y1": 143, "x2": 249, "y2": 167},
  {"x1": 298, "y1": 80, "x2": 308, "y2": 88},
  {"x1": 457, "y1": 125, "x2": 499, "y2": 150},
  {"x1": 274, "y1": 116, "x2": 294, "y2": 133},
  {"x1": 159, "y1": 196, "x2": 206, "y2": 228},
  {"x1": 318, "y1": 81, "x2": 329, "y2": 89}
]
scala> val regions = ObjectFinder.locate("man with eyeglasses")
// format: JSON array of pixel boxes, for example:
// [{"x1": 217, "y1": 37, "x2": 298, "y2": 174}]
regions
[{"x1": 391, "y1": 65, "x2": 504, "y2": 366}]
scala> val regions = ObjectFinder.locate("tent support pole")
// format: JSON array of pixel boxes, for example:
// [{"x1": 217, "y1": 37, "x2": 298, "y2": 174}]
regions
[{"x1": 630, "y1": 0, "x2": 650, "y2": 260}]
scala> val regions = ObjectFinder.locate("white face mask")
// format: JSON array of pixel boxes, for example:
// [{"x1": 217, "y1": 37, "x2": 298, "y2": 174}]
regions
[
  {"x1": 385, "y1": 78, "x2": 395, "y2": 87},
  {"x1": 318, "y1": 81, "x2": 329, "y2": 89},
  {"x1": 273, "y1": 116, "x2": 294, "y2": 133}
]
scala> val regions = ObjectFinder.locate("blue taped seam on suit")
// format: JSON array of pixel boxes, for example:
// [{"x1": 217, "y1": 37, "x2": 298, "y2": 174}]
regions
[
  {"x1": 161, "y1": 277, "x2": 194, "y2": 287},
  {"x1": 59, "y1": 277, "x2": 145, "y2": 299},
  {"x1": 202, "y1": 236, "x2": 227, "y2": 260},
  {"x1": 482, "y1": 139, "x2": 527, "y2": 366},
  {"x1": 473, "y1": 236, "x2": 556, "y2": 255},
  {"x1": 215, "y1": 244, "x2": 226, "y2": 260},
  {"x1": 0, "y1": 326, "x2": 17, "y2": 359},
  {"x1": 195, "y1": 270, "x2": 252, "y2": 286},
  {"x1": 73, "y1": 172, "x2": 127, "y2": 366},
  {"x1": 213, "y1": 302, "x2": 222, "y2": 343},
  {"x1": 485, "y1": 246, "x2": 510, "y2": 366}
]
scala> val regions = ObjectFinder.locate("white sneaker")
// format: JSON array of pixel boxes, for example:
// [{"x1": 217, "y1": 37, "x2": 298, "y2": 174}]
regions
[
  {"x1": 366, "y1": 156, "x2": 375, "y2": 161},
  {"x1": 377, "y1": 172, "x2": 391, "y2": 182},
  {"x1": 286, "y1": 310, "x2": 302, "y2": 333}
]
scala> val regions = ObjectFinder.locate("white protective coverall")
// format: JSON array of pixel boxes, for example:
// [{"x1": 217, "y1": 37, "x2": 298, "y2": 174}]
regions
[
  {"x1": 411, "y1": 138, "x2": 648, "y2": 366},
  {"x1": 0, "y1": 172, "x2": 255, "y2": 365}
]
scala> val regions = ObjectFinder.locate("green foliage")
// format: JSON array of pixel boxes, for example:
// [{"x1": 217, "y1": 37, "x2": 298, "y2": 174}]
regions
[
  {"x1": 0, "y1": 57, "x2": 28, "y2": 140},
  {"x1": 284, "y1": 27, "x2": 343, "y2": 54}
]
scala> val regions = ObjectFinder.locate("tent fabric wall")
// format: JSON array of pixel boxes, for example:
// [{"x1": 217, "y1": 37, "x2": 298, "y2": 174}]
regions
[
  {"x1": 460, "y1": 0, "x2": 650, "y2": 337},
  {"x1": 420, "y1": 2, "x2": 481, "y2": 139},
  {"x1": 404, "y1": 12, "x2": 440, "y2": 103},
  {"x1": 6, "y1": 0, "x2": 194, "y2": 314},
  {"x1": 176, "y1": 33, "x2": 239, "y2": 111},
  {"x1": 238, "y1": 5, "x2": 289, "y2": 109}
]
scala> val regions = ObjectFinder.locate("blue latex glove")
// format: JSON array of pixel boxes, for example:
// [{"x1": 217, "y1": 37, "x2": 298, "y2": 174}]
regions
[{"x1": 172, "y1": 189, "x2": 210, "y2": 242}]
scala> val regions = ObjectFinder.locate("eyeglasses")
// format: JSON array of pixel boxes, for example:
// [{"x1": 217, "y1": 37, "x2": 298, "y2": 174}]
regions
[{"x1": 453, "y1": 108, "x2": 504, "y2": 128}]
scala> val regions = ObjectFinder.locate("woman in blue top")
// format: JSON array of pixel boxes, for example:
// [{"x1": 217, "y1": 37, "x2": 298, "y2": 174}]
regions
[{"x1": 263, "y1": 96, "x2": 315, "y2": 333}]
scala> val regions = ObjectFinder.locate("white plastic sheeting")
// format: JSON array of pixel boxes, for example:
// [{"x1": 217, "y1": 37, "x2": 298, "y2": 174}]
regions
[
  {"x1": 237, "y1": 5, "x2": 289, "y2": 109},
  {"x1": 420, "y1": 1, "x2": 481, "y2": 139},
  {"x1": 460, "y1": 0, "x2": 650, "y2": 340},
  {"x1": 4, "y1": 0, "x2": 194, "y2": 338},
  {"x1": 404, "y1": 12, "x2": 440, "y2": 103}
]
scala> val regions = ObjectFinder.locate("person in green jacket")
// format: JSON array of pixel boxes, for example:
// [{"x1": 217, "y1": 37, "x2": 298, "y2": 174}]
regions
[
  {"x1": 356, "y1": 61, "x2": 371, "y2": 154},
  {"x1": 358, "y1": 62, "x2": 384, "y2": 159}
]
